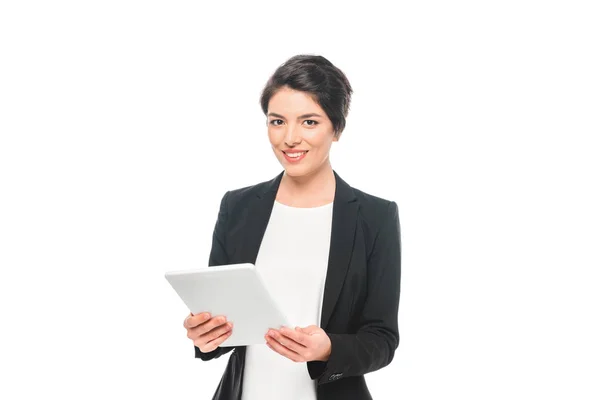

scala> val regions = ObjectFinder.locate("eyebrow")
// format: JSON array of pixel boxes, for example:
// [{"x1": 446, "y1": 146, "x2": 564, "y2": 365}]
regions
[{"x1": 267, "y1": 112, "x2": 323, "y2": 119}]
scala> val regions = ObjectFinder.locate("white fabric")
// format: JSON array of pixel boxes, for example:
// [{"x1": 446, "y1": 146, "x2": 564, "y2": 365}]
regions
[{"x1": 241, "y1": 200, "x2": 333, "y2": 400}]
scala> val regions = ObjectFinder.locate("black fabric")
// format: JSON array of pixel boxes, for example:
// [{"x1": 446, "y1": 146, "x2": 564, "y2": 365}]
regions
[
  {"x1": 211, "y1": 347, "x2": 246, "y2": 400},
  {"x1": 194, "y1": 170, "x2": 401, "y2": 400}
]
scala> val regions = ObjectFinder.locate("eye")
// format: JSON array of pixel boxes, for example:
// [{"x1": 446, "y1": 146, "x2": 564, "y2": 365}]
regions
[
  {"x1": 269, "y1": 119, "x2": 284, "y2": 126},
  {"x1": 303, "y1": 120, "x2": 319, "y2": 126}
]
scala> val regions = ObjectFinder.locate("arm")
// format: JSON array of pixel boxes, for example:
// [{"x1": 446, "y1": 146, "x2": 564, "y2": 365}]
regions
[
  {"x1": 194, "y1": 190, "x2": 236, "y2": 361},
  {"x1": 307, "y1": 201, "x2": 401, "y2": 384}
]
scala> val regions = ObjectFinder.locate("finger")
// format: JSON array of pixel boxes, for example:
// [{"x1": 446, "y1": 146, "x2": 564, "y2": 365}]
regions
[
  {"x1": 267, "y1": 330, "x2": 306, "y2": 355},
  {"x1": 278, "y1": 327, "x2": 308, "y2": 347},
  {"x1": 198, "y1": 321, "x2": 233, "y2": 343},
  {"x1": 201, "y1": 330, "x2": 233, "y2": 353},
  {"x1": 190, "y1": 315, "x2": 228, "y2": 336},
  {"x1": 194, "y1": 322, "x2": 232, "y2": 349},
  {"x1": 188, "y1": 316, "x2": 228, "y2": 339},
  {"x1": 185, "y1": 312, "x2": 211, "y2": 329},
  {"x1": 265, "y1": 336, "x2": 303, "y2": 362}
]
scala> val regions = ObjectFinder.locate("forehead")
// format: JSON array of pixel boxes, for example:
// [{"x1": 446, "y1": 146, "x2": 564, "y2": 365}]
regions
[{"x1": 268, "y1": 87, "x2": 324, "y2": 115}]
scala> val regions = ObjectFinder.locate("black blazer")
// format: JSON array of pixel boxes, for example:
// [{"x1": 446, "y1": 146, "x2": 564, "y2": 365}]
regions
[{"x1": 194, "y1": 170, "x2": 401, "y2": 400}]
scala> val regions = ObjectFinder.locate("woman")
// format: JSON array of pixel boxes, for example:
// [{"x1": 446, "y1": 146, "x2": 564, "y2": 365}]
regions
[{"x1": 183, "y1": 54, "x2": 401, "y2": 400}]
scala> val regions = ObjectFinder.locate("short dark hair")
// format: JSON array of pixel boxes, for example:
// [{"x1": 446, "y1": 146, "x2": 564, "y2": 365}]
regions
[{"x1": 260, "y1": 54, "x2": 353, "y2": 139}]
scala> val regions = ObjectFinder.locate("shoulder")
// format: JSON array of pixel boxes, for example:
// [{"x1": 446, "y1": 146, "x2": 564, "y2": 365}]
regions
[
  {"x1": 220, "y1": 175, "x2": 274, "y2": 210},
  {"x1": 350, "y1": 185, "x2": 400, "y2": 250},
  {"x1": 351, "y1": 186, "x2": 398, "y2": 222}
]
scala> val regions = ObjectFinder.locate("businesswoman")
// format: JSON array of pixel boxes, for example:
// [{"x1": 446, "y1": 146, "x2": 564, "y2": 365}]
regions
[{"x1": 183, "y1": 54, "x2": 401, "y2": 400}]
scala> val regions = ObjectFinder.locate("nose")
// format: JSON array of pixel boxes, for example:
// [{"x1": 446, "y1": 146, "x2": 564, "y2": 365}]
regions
[{"x1": 284, "y1": 125, "x2": 302, "y2": 146}]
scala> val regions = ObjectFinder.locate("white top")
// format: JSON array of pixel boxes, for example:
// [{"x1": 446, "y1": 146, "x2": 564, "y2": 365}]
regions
[{"x1": 241, "y1": 200, "x2": 334, "y2": 400}]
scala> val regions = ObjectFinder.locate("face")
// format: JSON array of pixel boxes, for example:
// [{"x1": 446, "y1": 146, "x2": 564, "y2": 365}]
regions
[{"x1": 266, "y1": 86, "x2": 338, "y2": 178}]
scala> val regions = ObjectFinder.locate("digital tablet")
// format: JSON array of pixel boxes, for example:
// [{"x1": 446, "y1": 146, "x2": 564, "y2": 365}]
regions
[{"x1": 165, "y1": 263, "x2": 289, "y2": 347}]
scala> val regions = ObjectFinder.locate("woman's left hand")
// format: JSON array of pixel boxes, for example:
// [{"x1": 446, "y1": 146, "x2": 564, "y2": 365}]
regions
[{"x1": 265, "y1": 325, "x2": 332, "y2": 362}]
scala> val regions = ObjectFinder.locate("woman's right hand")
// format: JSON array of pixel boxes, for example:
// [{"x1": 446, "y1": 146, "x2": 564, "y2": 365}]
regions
[{"x1": 184, "y1": 312, "x2": 233, "y2": 353}]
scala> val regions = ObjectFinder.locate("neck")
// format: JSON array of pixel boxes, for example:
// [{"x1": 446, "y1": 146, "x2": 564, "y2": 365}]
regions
[{"x1": 280, "y1": 161, "x2": 335, "y2": 199}]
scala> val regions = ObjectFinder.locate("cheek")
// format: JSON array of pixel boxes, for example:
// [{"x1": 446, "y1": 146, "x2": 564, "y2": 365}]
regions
[
  {"x1": 310, "y1": 134, "x2": 333, "y2": 153},
  {"x1": 306, "y1": 128, "x2": 333, "y2": 144},
  {"x1": 268, "y1": 129, "x2": 281, "y2": 145}
]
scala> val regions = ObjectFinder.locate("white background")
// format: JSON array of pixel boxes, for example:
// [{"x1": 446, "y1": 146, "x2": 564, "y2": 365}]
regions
[{"x1": 1, "y1": 1, "x2": 599, "y2": 399}]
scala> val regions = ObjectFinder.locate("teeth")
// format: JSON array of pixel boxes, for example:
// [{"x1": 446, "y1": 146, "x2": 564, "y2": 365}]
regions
[{"x1": 286, "y1": 152, "x2": 306, "y2": 158}]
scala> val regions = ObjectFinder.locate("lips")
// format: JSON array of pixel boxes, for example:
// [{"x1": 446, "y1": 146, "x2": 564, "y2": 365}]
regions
[{"x1": 282, "y1": 150, "x2": 308, "y2": 163}]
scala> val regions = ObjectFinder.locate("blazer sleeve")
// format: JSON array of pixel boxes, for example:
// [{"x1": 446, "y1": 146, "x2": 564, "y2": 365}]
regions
[
  {"x1": 307, "y1": 200, "x2": 401, "y2": 384},
  {"x1": 194, "y1": 190, "x2": 236, "y2": 361}
]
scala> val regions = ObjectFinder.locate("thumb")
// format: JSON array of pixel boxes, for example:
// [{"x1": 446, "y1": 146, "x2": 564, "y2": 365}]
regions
[{"x1": 297, "y1": 325, "x2": 321, "y2": 335}]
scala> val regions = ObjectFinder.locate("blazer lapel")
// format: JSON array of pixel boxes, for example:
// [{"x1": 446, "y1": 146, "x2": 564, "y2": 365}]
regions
[
  {"x1": 320, "y1": 170, "x2": 358, "y2": 329},
  {"x1": 232, "y1": 169, "x2": 359, "y2": 330},
  {"x1": 234, "y1": 171, "x2": 284, "y2": 265}
]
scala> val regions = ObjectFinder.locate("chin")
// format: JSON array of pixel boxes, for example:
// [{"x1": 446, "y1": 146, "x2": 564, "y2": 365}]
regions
[{"x1": 282, "y1": 165, "x2": 308, "y2": 177}]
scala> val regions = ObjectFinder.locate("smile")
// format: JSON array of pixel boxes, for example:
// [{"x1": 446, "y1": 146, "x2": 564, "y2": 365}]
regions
[{"x1": 282, "y1": 150, "x2": 308, "y2": 163}]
